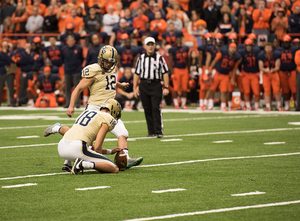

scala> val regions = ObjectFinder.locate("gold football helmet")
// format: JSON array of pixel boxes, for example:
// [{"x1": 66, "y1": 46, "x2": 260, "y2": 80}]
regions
[
  {"x1": 98, "y1": 45, "x2": 118, "y2": 73},
  {"x1": 100, "y1": 98, "x2": 122, "y2": 119}
]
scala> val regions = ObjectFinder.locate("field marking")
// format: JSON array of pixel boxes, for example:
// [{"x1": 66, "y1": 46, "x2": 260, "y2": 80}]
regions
[
  {"x1": 264, "y1": 142, "x2": 286, "y2": 145},
  {"x1": 288, "y1": 122, "x2": 300, "y2": 125},
  {"x1": 231, "y1": 191, "x2": 266, "y2": 196},
  {"x1": 75, "y1": 186, "x2": 110, "y2": 191},
  {"x1": 2, "y1": 183, "x2": 37, "y2": 188},
  {"x1": 123, "y1": 200, "x2": 300, "y2": 221},
  {"x1": 0, "y1": 143, "x2": 58, "y2": 149},
  {"x1": 213, "y1": 140, "x2": 233, "y2": 143},
  {"x1": 17, "y1": 135, "x2": 40, "y2": 139},
  {"x1": 0, "y1": 152, "x2": 299, "y2": 181},
  {"x1": 160, "y1": 139, "x2": 183, "y2": 142},
  {"x1": 152, "y1": 188, "x2": 186, "y2": 193}
]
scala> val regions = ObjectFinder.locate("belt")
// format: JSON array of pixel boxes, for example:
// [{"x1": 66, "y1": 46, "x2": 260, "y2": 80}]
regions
[{"x1": 141, "y1": 79, "x2": 161, "y2": 83}]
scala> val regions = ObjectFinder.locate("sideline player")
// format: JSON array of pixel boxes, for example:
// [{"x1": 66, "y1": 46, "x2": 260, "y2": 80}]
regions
[
  {"x1": 44, "y1": 45, "x2": 143, "y2": 171},
  {"x1": 57, "y1": 99, "x2": 122, "y2": 175}
]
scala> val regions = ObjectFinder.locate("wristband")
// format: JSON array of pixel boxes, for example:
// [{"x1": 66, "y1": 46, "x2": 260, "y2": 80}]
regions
[
  {"x1": 106, "y1": 149, "x2": 112, "y2": 155},
  {"x1": 165, "y1": 86, "x2": 169, "y2": 89}
]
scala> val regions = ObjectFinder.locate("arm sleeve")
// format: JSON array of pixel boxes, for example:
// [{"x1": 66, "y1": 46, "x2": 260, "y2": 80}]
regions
[
  {"x1": 135, "y1": 57, "x2": 141, "y2": 75},
  {"x1": 215, "y1": 52, "x2": 222, "y2": 62},
  {"x1": 160, "y1": 56, "x2": 169, "y2": 74}
]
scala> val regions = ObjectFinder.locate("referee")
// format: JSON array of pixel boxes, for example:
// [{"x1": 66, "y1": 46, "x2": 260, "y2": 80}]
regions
[{"x1": 133, "y1": 37, "x2": 169, "y2": 138}]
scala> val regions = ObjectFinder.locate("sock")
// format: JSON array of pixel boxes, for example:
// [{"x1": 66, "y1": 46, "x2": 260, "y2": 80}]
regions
[
  {"x1": 64, "y1": 160, "x2": 71, "y2": 166},
  {"x1": 199, "y1": 99, "x2": 204, "y2": 107},
  {"x1": 208, "y1": 99, "x2": 214, "y2": 108},
  {"x1": 173, "y1": 99, "x2": 178, "y2": 106},
  {"x1": 285, "y1": 101, "x2": 290, "y2": 110},
  {"x1": 221, "y1": 102, "x2": 226, "y2": 109},
  {"x1": 246, "y1": 101, "x2": 251, "y2": 109},
  {"x1": 125, "y1": 101, "x2": 130, "y2": 106},
  {"x1": 28, "y1": 99, "x2": 34, "y2": 105},
  {"x1": 255, "y1": 102, "x2": 259, "y2": 109},
  {"x1": 228, "y1": 101, "x2": 232, "y2": 108},
  {"x1": 204, "y1": 99, "x2": 208, "y2": 106},
  {"x1": 240, "y1": 101, "x2": 245, "y2": 108},
  {"x1": 52, "y1": 125, "x2": 61, "y2": 133},
  {"x1": 123, "y1": 148, "x2": 129, "y2": 159},
  {"x1": 181, "y1": 98, "x2": 186, "y2": 106},
  {"x1": 276, "y1": 101, "x2": 281, "y2": 108},
  {"x1": 82, "y1": 161, "x2": 95, "y2": 169},
  {"x1": 266, "y1": 103, "x2": 271, "y2": 108}
]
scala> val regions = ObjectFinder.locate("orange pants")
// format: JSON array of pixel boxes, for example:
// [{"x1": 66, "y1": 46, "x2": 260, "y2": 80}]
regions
[
  {"x1": 262, "y1": 72, "x2": 280, "y2": 95},
  {"x1": 173, "y1": 67, "x2": 189, "y2": 91},
  {"x1": 209, "y1": 72, "x2": 229, "y2": 92},
  {"x1": 35, "y1": 92, "x2": 58, "y2": 108},
  {"x1": 236, "y1": 74, "x2": 244, "y2": 93},
  {"x1": 27, "y1": 79, "x2": 38, "y2": 96},
  {"x1": 58, "y1": 65, "x2": 65, "y2": 79},
  {"x1": 279, "y1": 70, "x2": 297, "y2": 94},
  {"x1": 242, "y1": 72, "x2": 260, "y2": 99}
]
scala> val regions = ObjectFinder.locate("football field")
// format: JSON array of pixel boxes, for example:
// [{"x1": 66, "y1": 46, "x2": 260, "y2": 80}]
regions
[{"x1": 0, "y1": 107, "x2": 300, "y2": 221}]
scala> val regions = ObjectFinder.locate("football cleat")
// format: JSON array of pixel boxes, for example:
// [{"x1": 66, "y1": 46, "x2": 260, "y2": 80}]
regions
[
  {"x1": 230, "y1": 107, "x2": 235, "y2": 111},
  {"x1": 221, "y1": 107, "x2": 228, "y2": 112},
  {"x1": 157, "y1": 134, "x2": 163, "y2": 138},
  {"x1": 71, "y1": 158, "x2": 84, "y2": 175},
  {"x1": 43, "y1": 123, "x2": 61, "y2": 137},
  {"x1": 127, "y1": 157, "x2": 143, "y2": 169},
  {"x1": 181, "y1": 105, "x2": 188, "y2": 110},
  {"x1": 265, "y1": 107, "x2": 271, "y2": 111},
  {"x1": 277, "y1": 106, "x2": 283, "y2": 111},
  {"x1": 200, "y1": 104, "x2": 206, "y2": 111},
  {"x1": 62, "y1": 164, "x2": 72, "y2": 172}
]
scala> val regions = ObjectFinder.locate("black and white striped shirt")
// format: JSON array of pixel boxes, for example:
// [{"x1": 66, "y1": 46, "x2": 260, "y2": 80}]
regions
[{"x1": 134, "y1": 53, "x2": 169, "y2": 80}]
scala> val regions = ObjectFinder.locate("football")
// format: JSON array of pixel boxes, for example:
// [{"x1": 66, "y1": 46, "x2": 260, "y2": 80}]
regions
[{"x1": 114, "y1": 150, "x2": 127, "y2": 171}]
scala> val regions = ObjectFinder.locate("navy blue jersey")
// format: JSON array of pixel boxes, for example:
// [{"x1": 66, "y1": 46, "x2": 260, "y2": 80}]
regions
[
  {"x1": 61, "y1": 44, "x2": 83, "y2": 74},
  {"x1": 198, "y1": 44, "x2": 210, "y2": 66},
  {"x1": 20, "y1": 51, "x2": 36, "y2": 72},
  {"x1": 33, "y1": 54, "x2": 44, "y2": 71},
  {"x1": 85, "y1": 44, "x2": 104, "y2": 65},
  {"x1": 257, "y1": 51, "x2": 281, "y2": 70},
  {"x1": 169, "y1": 46, "x2": 189, "y2": 69},
  {"x1": 118, "y1": 75, "x2": 133, "y2": 93},
  {"x1": 8, "y1": 47, "x2": 24, "y2": 67},
  {"x1": 276, "y1": 47, "x2": 297, "y2": 71},
  {"x1": 116, "y1": 46, "x2": 139, "y2": 68},
  {"x1": 0, "y1": 51, "x2": 13, "y2": 75},
  {"x1": 207, "y1": 45, "x2": 222, "y2": 59},
  {"x1": 162, "y1": 31, "x2": 183, "y2": 46},
  {"x1": 43, "y1": 45, "x2": 63, "y2": 67},
  {"x1": 240, "y1": 50, "x2": 259, "y2": 73},
  {"x1": 60, "y1": 33, "x2": 81, "y2": 45},
  {"x1": 217, "y1": 22, "x2": 233, "y2": 34},
  {"x1": 139, "y1": 30, "x2": 159, "y2": 41},
  {"x1": 215, "y1": 49, "x2": 241, "y2": 75},
  {"x1": 37, "y1": 73, "x2": 60, "y2": 93},
  {"x1": 112, "y1": 27, "x2": 134, "y2": 46}
]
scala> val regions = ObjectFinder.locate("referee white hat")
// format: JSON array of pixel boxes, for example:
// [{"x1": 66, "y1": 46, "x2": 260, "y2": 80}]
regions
[{"x1": 144, "y1": 37, "x2": 155, "y2": 45}]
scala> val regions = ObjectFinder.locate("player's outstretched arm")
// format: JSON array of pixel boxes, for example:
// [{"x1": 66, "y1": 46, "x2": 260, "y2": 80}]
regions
[
  {"x1": 66, "y1": 77, "x2": 95, "y2": 117},
  {"x1": 93, "y1": 123, "x2": 109, "y2": 153}
]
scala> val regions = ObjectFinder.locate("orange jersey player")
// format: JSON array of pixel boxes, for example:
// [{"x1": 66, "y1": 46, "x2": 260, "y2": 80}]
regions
[
  {"x1": 258, "y1": 43, "x2": 282, "y2": 111},
  {"x1": 240, "y1": 38, "x2": 261, "y2": 110},
  {"x1": 205, "y1": 43, "x2": 242, "y2": 112},
  {"x1": 168, "y1": 37, "x2": 190, "y2": 109}
]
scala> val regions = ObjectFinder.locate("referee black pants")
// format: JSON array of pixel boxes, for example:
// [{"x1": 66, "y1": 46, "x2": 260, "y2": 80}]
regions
[{"x1": 139, "y1": 80, "x2": 163, "y2": 135}]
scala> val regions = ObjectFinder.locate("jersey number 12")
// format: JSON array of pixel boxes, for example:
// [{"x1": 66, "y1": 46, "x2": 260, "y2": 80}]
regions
[{"x1": 105, "y1": 75, "x2": 116, "y2": 90}]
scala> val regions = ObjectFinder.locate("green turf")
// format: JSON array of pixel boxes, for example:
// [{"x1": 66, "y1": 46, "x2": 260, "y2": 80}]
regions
[{"x1": 0, "y1": 109, "x2": 300, "y2": 221}]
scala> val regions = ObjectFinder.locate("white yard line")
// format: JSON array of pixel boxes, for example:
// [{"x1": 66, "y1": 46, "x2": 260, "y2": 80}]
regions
[
  {"x1": 17, "y1": 135, "x2": 39, "y2": 139},
  {"x1": 123, "y1": 200, "x2": 300, "y2": 221},
  {"x1": 288, "y1": 122, "x2": 300, "y2": 125},
  {"x1": 2, "y1": 183, "x2": 37, "y2": 188},
  {"x1": 75, "y1": 186, "x2": 110, "y2": 191},
  {"x1": 264, "y1": 142, "x2": 286, "y2": 145},
  {"x1": 160, "y1": 139, "x2": 182, "y2": 142},
  {"x1": 152, "y1": 188, "x2": 186, "y2": 193},
  {"x1": 231, "y1": 191, "x2": 266, "y2": 196},
  {"x1": 0, "y1": 143, "x2": 58, "y2": 149},
  {"x1": 213, "y1": 140, "x2": 233, "y2": 143},
  {"x1": 0, "y1": 152, "x2": 299, "y2": 181}
]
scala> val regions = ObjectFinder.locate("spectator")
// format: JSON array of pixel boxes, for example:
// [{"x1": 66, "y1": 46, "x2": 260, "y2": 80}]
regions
[
  {"x1": 115, "y1": 36, "x2": 139, "y2": 70},
  {"x1": 68, "y1": 0, "x2": 86, "y2": 16},
  {"x1": 3, "y1": 17, "x2": 14, "y2": 34},
  {"x1": 237, "y1": 6, "x2": 253, "y2": 41},
  {"x1": 114, "y1": 2, "x2": 125, "y2": 18},
  {"x1": 214, "y1": 12, "x2": 234, "y2": 44},
  {"x1": 177, "y1": 0, "x2": 190, "y2": 13},
  {"x1": 0, "y1": 0, "x2": 16, "y2": 25},
  {"x1": 130, "y1": 0, "x2": 148, "y2": 16},
  {"x1": 187, "y1": 10, "x2": 200, "y2": 35},
  {"x1": 139, "y1": 21, "x2": 159, "y2": 42},
  {"x1": 188, "y1": 0, "x2": 204, "y2": 15},
  {"x1": 11, "y1": 3, "x2": 28, "y2": 36},
  {"x1": 150, "y1": 11, "x2": 167, "y2": 41},
  {"x1": 123, "y1": 7, "x2": 134, "y2": 27},
  {"x1": 194, "y1": 19, "x2": 208, "y2": 46},
  {"x1": 57, "y1": 4, "x2": 70, "y2": 34},
  {"x1": 244, "y1": 0, "x2": 254, "y2": 17},
  {"x1": 89, "y1": 23, "x2": 109, "y2": 44},
  {"x1": 43, "y1": 5, "x2": 59, "y2": 35},
  {"x1": 25, "y1": 6, "x2": 44, "y2": 42},
  {"x1": 162, "y1": 22, "x2": 183, "y2": 48},
  {"x1": 167, "y1": 11, "x2": 183, "y2": 31},
  {"x1": 132, "y1": 7, "x2": 149, "y2": 32},
  {"x1": 292, "y1": 38, "x2": 300, "y2": 49},
  {"x1": 280, "y1": 0, "x2": 291, "y2": 17},
  {"x1": 75, "y1": 6, "x2": 84, "y2": 18},
  {"x1": 44, "y1": 0, "x2": 59, "y2": 17},
  {"x1": 27, "y1": 0, "x2": 46, "y2": 17},
  {"x1": 271, "y1": 8, "x2": 288, "y2": 40},
  {"x1": 203, "y1": 0, "x2": 222, "y2": 32},
  {"x1": 60, "y1": 22, "x2": 81, "y2": 44},
  {"x1": 63, "y1": 8, "x2": 84, "y2": 34},
  {"x1": 147, "y1": 3, "x2": 166, "y2": 21},
  {"x1": 109, "y1": 18, "x2": 134, "y2": 46},
  {"x1": 84, "y1": 6, "x2": 102, "y2": 34},
  {"x1": 166, "y1": 1, "x2": 187, "y2": 25},
  {"x1": 116, "y1": 67, "x2": 139, "y2": 110},
  {"x1": 269, "y1": 1, "x2": 281, "y2": 24},
  {"x1": 252, "y1": 0, "x2": 272, "y2": 34},
  {"x1": 288, "y1": 5, "x2": 300, "y2": 36},
  {"x1": 220, "y1": 0, "x2": 231, "y2": 14},
  {"x1": 102, "y1": 5, "x2": 119, "y2": 36},
  {"x1": 85, "y1": 34, "x2": 104, "y2": 65}
]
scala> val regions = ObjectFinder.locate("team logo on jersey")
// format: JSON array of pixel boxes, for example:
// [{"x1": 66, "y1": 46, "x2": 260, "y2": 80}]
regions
[{"x1": 74, "y1": 50, "x2": 77, "y2": 54}]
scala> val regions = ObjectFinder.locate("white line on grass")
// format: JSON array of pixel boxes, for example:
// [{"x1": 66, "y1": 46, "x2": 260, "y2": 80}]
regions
[
  {"x1": 160, "y1": 139, "x2": 182, "y2": 142},
  {"x1": 288, "y1": 122, "x2": 300, "y2": 125},
  {"x1": 2, "y1": 183, "x2": 37, "y2": 188},
  {"x1": 17, "y1": 135, "x2": 39, "y2": 139},
  {"x1": 123, "y1": 200, "x2": 300, "y2": 221},
  {"x1": 75, "y1": 186, "x2": 110, "y2": 191},
  {"x1": 1, "y1": 152, "x2": 299, "y2": 181},
  {"x1": 2, "y1": 127, "x2": 300, "y2": 150},
  {"x1": 264, "y1": 142, "x2": 286, "y2": 145},
  {"x1": 231, "y1": 191, "x2": 266, "y2": 196},
  {"x1": 152, "y1": 188, "x2": 186, "y2": 193},
  {"x1": 212, "y1": 140, "x2": 233, "y2": 143}
]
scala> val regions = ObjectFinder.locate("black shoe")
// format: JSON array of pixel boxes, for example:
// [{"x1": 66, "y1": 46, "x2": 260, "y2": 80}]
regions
[
  {"x1": 157, "y1": 134, "x2": 163, "y2": 138},
  {"x1": 64, "y1": 105, "x2": 68, "y2": 108},
  {"x1": 76, "y1": 105, "x2": 80, "y2": 108},
  {"x1": 147, "y1": 134, "x2": 156, "y2": 137},
  {"x1": 62, "y1": 164, "x2": 72, "y2": 172},
  {"x1": 132, "y1": 105, "x2": 138, "y2": 110},
  {"x1": 71, "y1": 158, "x2": 83, "y2": 175}
]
